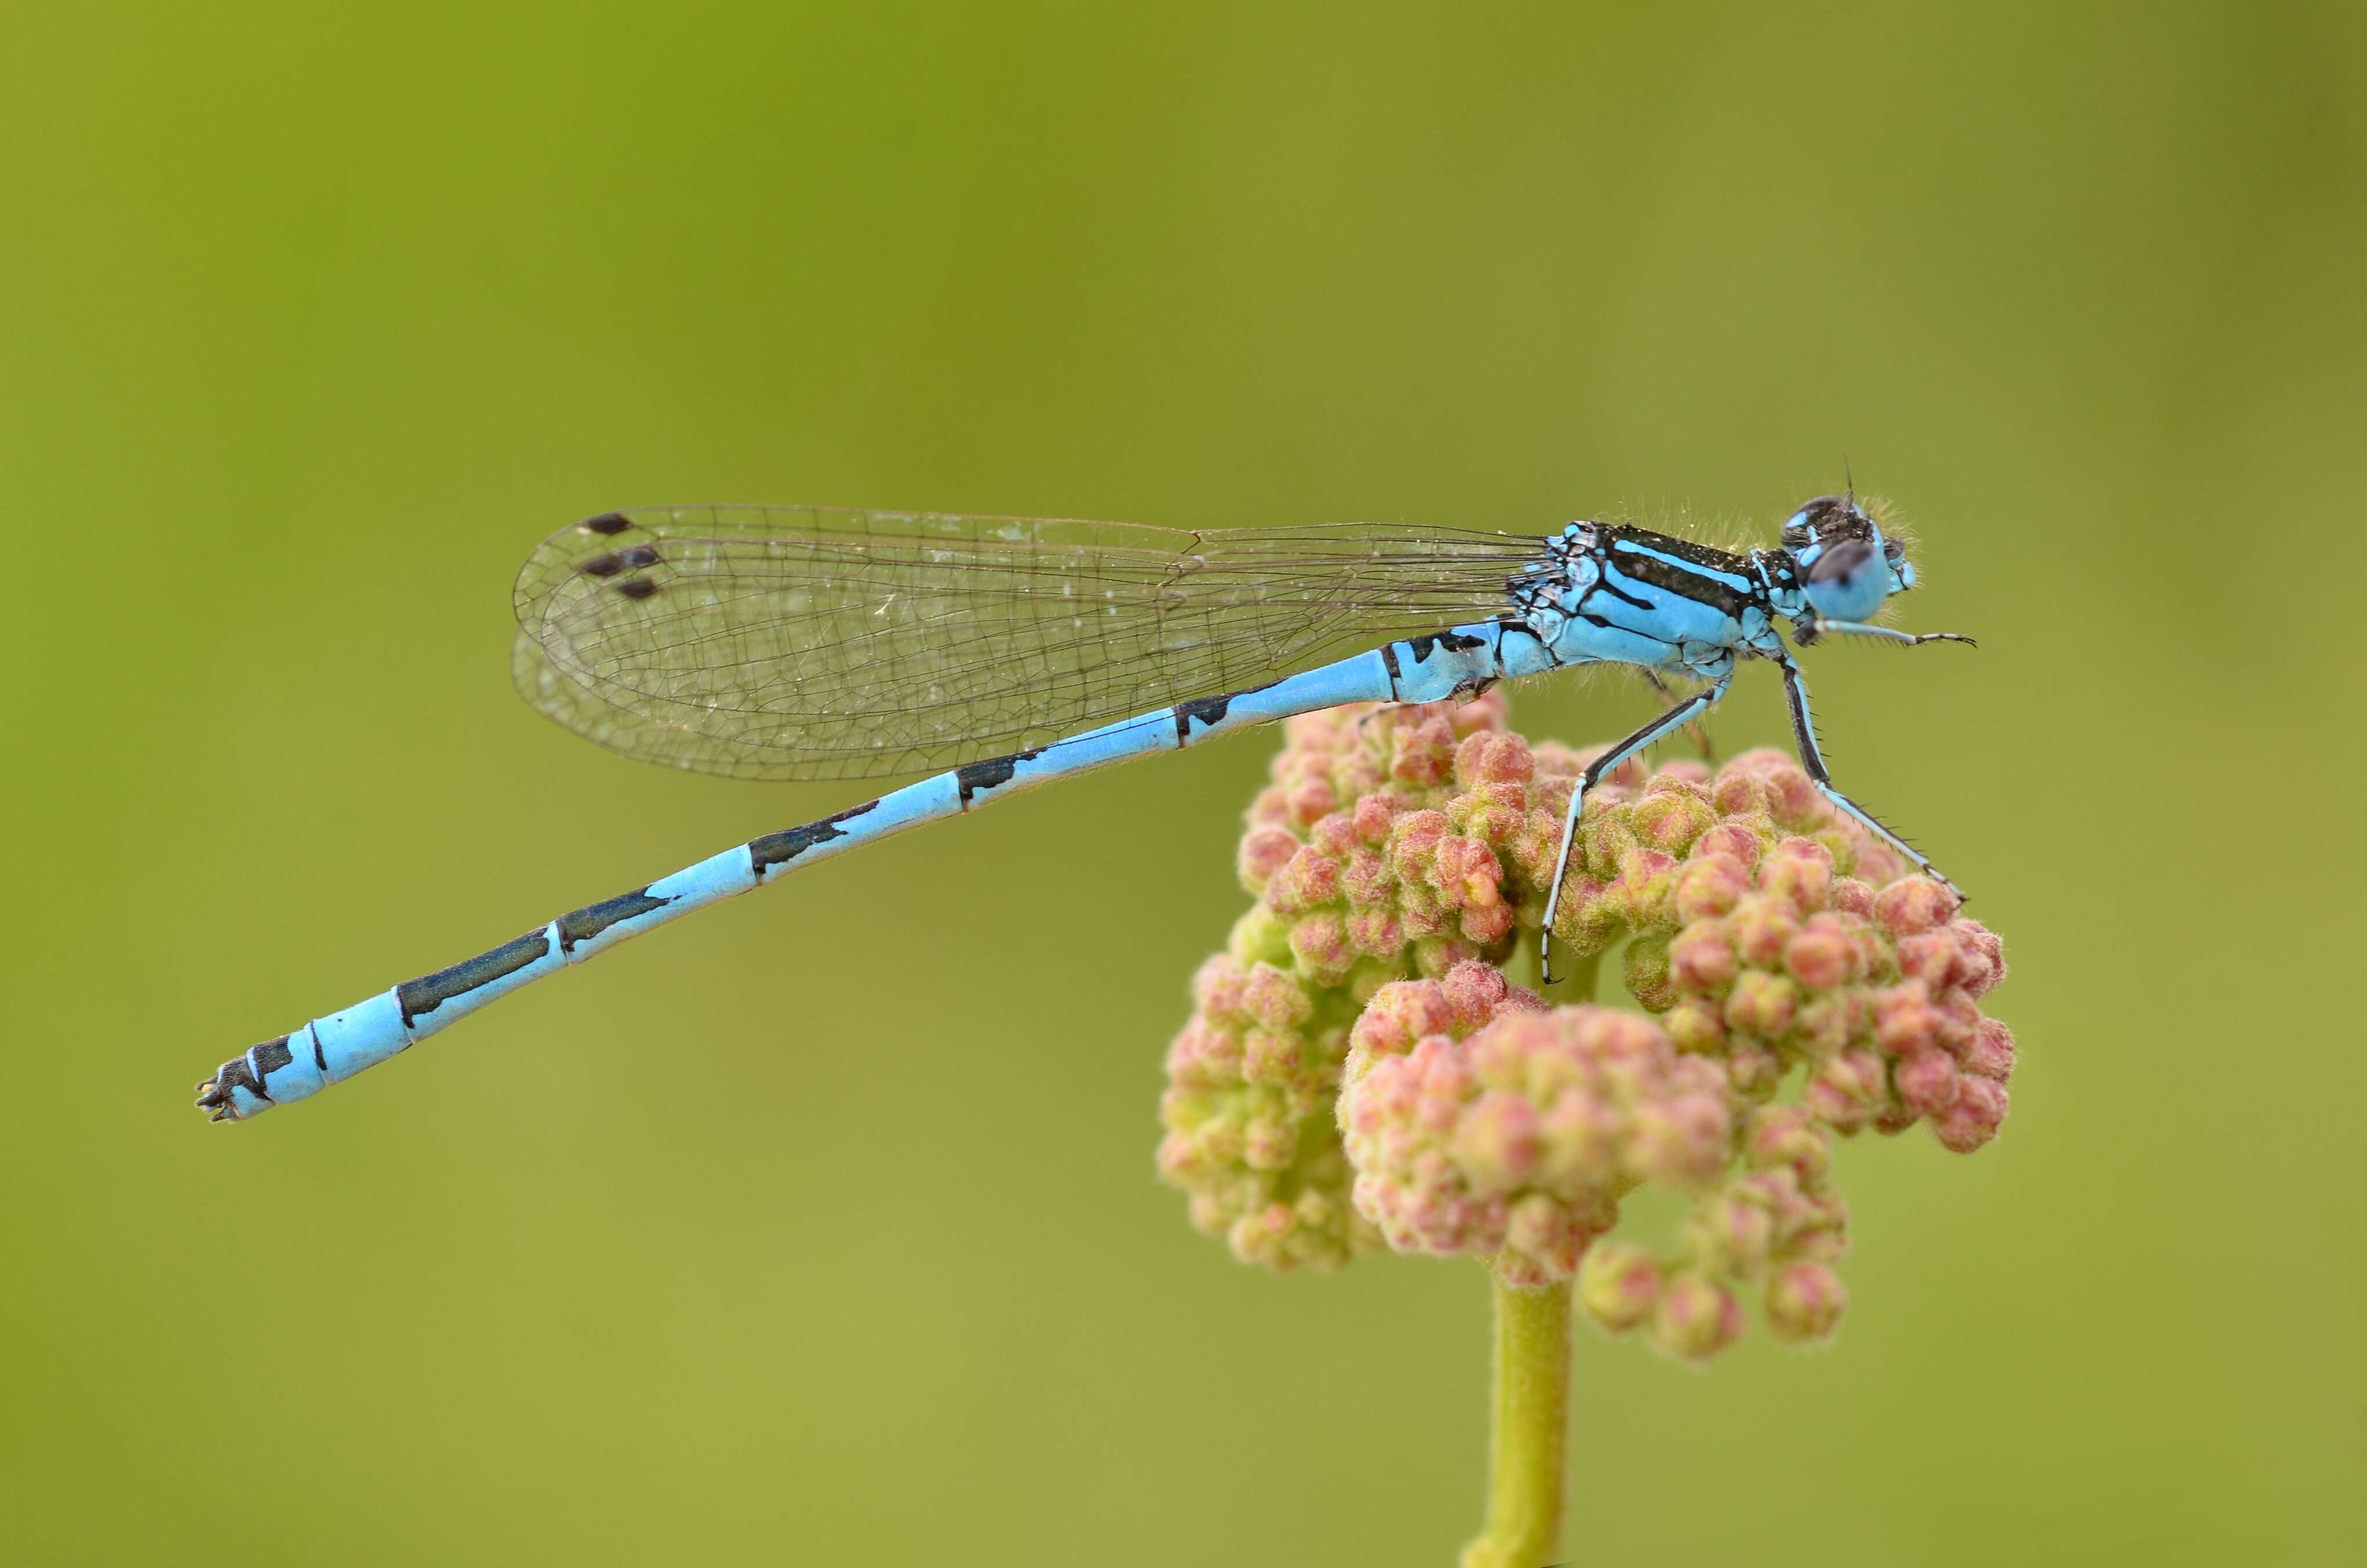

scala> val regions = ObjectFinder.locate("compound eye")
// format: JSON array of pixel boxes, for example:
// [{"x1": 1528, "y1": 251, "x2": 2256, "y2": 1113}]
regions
[
  {"x1": 1807, "y1": 537, "x2": 1875, "y2": 585},
  {"x1": 1803, "y1": 537, "x2": 1888, "y2": 620}
]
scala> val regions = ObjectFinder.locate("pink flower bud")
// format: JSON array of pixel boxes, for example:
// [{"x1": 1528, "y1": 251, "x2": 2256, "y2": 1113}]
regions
[
  {"x1": 1577, "y1": 1240, "x2": 1663, "y2": 1332},
  {"x1": 1242, "y1": 964, "x2": 1312, "y2": 1030},
  {"x1": 1931, "y1": 1074, "x2": 2010, "y2": 1153},
  {"x1": 1503, "y1": 1190, "x2": 1570, "y2": 1256},
  {"x1": 1952, "y1": 919, "x2": 2008, "y2": 996},
  {"x1": 1724, "y1": 970, "x2": 1799, "y2": 1038},
  {"x1": 1454, "y1": 1091, "x2": 1543, "y2": 1192},
  {"x1": 1692, "y1": 821, "x2": 1762, "y2": 870},
  {"x1": 1765, "y1": 1262, "x2": 1849, "y2": 1344},
  {"x1": 1674, "y1": 853, "x2": 1753, "y2": 922},
  {"x1": 1744, "y1": 1106, "x2": 1833, "y2": 1179},
  {"x1": 1807, "y1": 1050, "x2": 1887, "y2": 1133},
  {"x1": 1652, "y1": 1274, "x2": 1746, "y2": 1363},
  {"x1": 1627, "y1": 1093, "x2": 1732, "y2": 1189},
  {"x1": 1241, "y1": 1027, "x2": 1303, "y2": 1087},
  {"x1": 1827, "y1": 875, "x2": 1876, "y2": 917},
  {"x1": 1789, "y1": 994, "x2": 1855, "y2": 1058},
  {"x1": 1895, "y1": 928, "x2": 1960, "y2": 989},
  {"x1": 1759, "y1": 836, "x2": 1834, "y2": 915},
  {"x1": 1720, "y1": 748, "x2": 1821, "y2": 827},
  {"x1": 1875, "y1": 876, "x2": 1961, "y2": 937},
  {"x1": 1894, "y1": 1048, "x2": 1961, "y2": 1117},
  {"x1": 1962, "y1": 1017, "x2": 2016, "y2": 1082},
  {"x1": 1783, "y1": 922, "x2": 1855, "y2": 990},
  {"x1": 1668, "y1": 922, "x2": 1739, "y2": 993},
  {"x1": 1272, "y1": 845, "x2": 1342, "y2": 912},
  {"x1": 1456, "y1": 729, "x2": 1536, "y2": 786},
  {"x1": 1725, "y1": 1042, "x2": 1782, "y2": 1099},
  {"x1": 1874, "y1": 984, "x2": 1945, "y2": 1056},
  {"x1": 1663, "y1": 997, "x2": 1727, "y2": 1055},
  {"x1": 1612, "y1": 846, "x2": 1682, "y2": 922},
  {"x1": 1728, "y1": 896, "x2": 1801, "y2": 969},
  {"x1": 1623, "y1": 933, "x2": 1675, "y2": 1012},
  {"x1": 1534, "y1": 1088, "x2": 1622, "y2": 1189},
  {"x1": 1238, "y1": 825, "x2": 1301, "y2": 889},
  {"x1": 1287, "y1": 912, "x2": 1352, "y2": 979},
  {"x1": 1631, "y1": 780, "x2": 1717, "y2": 856},
  {"x1": 1682, "y1": 1192, "x2": 1775, "y2": 1277},
  {"x1": 1338, "y1": 846, "x2": 1394, "y2": 906}
]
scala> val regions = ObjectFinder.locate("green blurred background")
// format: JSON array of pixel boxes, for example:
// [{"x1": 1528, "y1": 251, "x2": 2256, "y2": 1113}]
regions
[{"x1": 3, "y1": 3, "x2": 2362, "y2": 1563}]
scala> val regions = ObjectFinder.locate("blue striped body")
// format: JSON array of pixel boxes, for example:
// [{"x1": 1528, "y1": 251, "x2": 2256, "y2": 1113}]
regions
[{"x1": 200, "y1": 498, "x2": 1970, "y2": 1120}]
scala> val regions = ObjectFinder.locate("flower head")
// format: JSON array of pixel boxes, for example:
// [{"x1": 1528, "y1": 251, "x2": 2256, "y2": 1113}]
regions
[
  {"x1": 1339, "y1": 965, "x2": 1731, "y2": 1288},
  {"x1": 1159, "y1": 690, "x2": 2016, "y2": 1360}
]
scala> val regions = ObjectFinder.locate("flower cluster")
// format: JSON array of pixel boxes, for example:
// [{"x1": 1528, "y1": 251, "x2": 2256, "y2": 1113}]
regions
[
  {"x1": 1337, "y1": 964, "x2": 1732, "y2": 1288},
  {"x1": 1159, "y1": 698, "x2": 1528, "y2": 1270},
  {"x1": 1156, "y1": 690, "x2": 2015, "y2": 1357},
  {"x1": 1648, "y1": 790, "x2": 2014, "y2": 1152},
  {"x1": 1576, "y1": 1105, "x2": 1850, "y2": 1362},
  {"x1": 1157, "y1": 953, "x2": 1377, "y2": 1271}
]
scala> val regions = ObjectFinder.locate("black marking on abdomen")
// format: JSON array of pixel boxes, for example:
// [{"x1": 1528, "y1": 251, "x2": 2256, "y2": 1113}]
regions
[
  {"x1": 1379, "y1": 642, "x2": 1402, "y2": 689},
  {"x1": 1494, "y1": 619, "x2": 1557, "y2": 668},
  {"x1": 558, "y1": 888, "x2": 673, "y2": 951},
  {"x1": 749, "y1": 798, "x2": 883, "y2": 874},
  {"x1": 956, "y1": 749, "x2": 1045, "y2": 805},
  {"x1": 1174, "y1": 692, "x2": 1234, "y2": 744},
  {"x1": 309, "y1": 1026, "x2": 327, "y2": 1074},
  {"x1": 397, "y1": 928, "x2": 555, "y2": 1026},
  {"x1": 582, "y1": 512, "x2": 631, "y2": 535},
  {"x1": 1407, "y1": 631, "x2": 1489, "y2": 662},
  {"x1": 253, "y1": 1035, "x2": 294, "y2": 1078}
]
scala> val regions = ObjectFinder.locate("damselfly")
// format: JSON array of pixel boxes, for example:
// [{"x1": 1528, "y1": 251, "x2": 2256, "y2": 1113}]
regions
[{"x1": 197, "y1": 494, "x2": 1972, "y2": 1120}]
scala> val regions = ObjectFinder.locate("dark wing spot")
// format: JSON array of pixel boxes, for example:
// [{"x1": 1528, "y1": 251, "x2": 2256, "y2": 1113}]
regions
[
  {"x1": 580, "y1": 552, "x2": 627, "y2": 578},
  {"x1": 616, "y1": 578, "x2": 660, "y2": 600},
  {"x1": 581, "y1": 512, "x2": 632, "y2": 535},
  {"x1": 617, "y1": 544, "x2": 663, "y2": 569}
]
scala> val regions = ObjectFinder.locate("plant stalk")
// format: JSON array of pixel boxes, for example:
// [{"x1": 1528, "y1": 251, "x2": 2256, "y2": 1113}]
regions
[{"x1": 1458, "y1": 1262, "x2": 1574, "y2": 1568}]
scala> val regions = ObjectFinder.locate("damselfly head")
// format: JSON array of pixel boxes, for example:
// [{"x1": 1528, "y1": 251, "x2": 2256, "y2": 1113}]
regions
[{"x1": 1780, "y1": 494, "x2": 1914, "y2": 620}]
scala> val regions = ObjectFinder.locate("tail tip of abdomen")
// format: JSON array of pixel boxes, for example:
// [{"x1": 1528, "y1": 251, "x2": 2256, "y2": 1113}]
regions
[{"x1": 194, "y1": 1053, "x2": 267, "y2": 1122}]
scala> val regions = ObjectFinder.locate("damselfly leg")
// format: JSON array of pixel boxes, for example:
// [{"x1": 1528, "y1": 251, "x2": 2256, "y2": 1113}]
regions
[
  {"x1": 1640, "y1": 668, "x2": 1717, "y2": 760},
  {"x1": 1797, "y1": 619, "x2": 1977, "y2": 650},
  {"x1": 1541, "y1": 662, "x2": 1736, "y2": 984},
  {"x1": 1774, "y1": 654, "x2": 1959, "y2": 896}
]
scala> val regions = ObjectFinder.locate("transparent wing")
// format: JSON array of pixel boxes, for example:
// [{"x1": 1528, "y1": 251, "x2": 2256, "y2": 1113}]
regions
[{"x1": 512, "y1": 504, "x2": 1550, "y2": 781}]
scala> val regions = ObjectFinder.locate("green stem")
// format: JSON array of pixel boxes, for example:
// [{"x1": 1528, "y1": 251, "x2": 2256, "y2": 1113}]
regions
[{"x1": 1458, "y1": 1263, "x2": 1573, "y2": 1568}]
